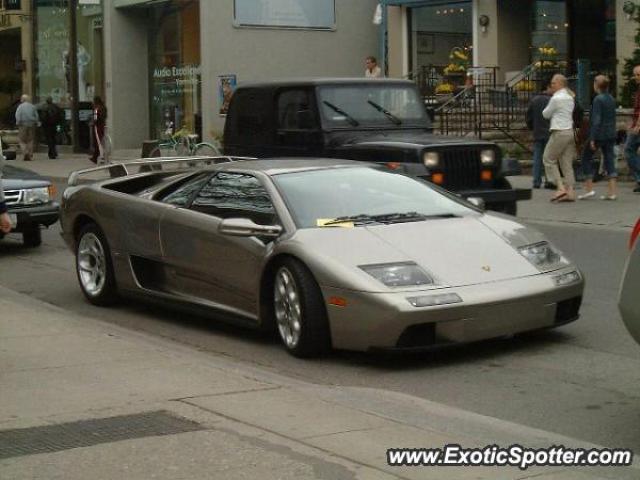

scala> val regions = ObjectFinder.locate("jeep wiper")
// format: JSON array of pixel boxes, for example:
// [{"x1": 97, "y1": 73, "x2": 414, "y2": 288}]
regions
[
  {"x1": 322, "y1": 101, "x2": 359, "y2": 126},
  {"x1": 371, "y1": 212, "x2": 458, "y2": 223},
  {"x1": 322, "y1": 214, "x2": 378, "y2": 226},
  {"x1": 367, "y1": 100, "x2": 402, "y2": 125}
]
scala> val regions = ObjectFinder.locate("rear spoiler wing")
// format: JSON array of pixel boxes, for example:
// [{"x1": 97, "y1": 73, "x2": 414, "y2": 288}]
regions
[{"x1": 67, "y1": 156, "x2": 255, "y2": 187}]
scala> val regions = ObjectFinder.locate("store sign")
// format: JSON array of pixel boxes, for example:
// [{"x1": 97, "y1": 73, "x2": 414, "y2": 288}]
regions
[
  {"x1": 234, "y1": 0, "x2": 335, "y2": 29},
  {"x1": 153, "y1": 64, "x2": 201, "y2": 85}
]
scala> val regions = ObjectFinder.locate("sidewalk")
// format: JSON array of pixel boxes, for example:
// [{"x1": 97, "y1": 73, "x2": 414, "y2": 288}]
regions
[
  {"x1": 12, "y1": 151, "x2": 639, "y2": 230},
  {"x1": 1, "y1": 285, "x2": 638, "y2": 479}
]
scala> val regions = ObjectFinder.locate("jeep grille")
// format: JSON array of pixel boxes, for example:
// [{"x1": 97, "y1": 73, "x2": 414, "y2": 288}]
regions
[{"x1": 441, "y1": 148, "x2": 482, "y2": 191}]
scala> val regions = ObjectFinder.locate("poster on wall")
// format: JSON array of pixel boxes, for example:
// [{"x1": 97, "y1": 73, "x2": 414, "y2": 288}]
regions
[
  {"x1": 218, "y1": 74, "x2": 237, "y2": 116},
  {"x1": 234, "y1": 0, "x2": 335, "y2": 29}
]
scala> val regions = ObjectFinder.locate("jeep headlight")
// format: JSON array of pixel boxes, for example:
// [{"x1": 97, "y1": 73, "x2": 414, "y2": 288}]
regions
[
  {"x1": 23, "y1": 187, "x2": 50, "y2": 205},
  {"x1": 360, "y1": 262, "x2": 434, "y2": 287},
  {"x1": 518, "y1": 241, "x2": 568, "y2": 271},
  {"x1": 422, "y1": 151, "x2": 439, "y2": 168},
  {"x1": 480, "y1": 149, "x2": 495, "y2": 165}
]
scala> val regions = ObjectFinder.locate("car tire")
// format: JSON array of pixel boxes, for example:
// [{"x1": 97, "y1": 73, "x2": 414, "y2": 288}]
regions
[
  {"x1": 273, "y1": 258, "x2": 331, "y2": 358},
  {"x1": 75, "y1": 223, "x2": 118, "y2": 306},
  {"x1": 22, "y1": 226, "x2": 42, "y2": 248}
]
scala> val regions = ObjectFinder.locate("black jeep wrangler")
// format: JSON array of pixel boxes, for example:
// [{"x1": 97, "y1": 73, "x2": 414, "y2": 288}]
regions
[{"x1": 223, "y1": 79, "x2": 530, "y2": 214}]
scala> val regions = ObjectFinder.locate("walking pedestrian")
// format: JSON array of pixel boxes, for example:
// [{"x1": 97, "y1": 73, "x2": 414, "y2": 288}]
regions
[
  {"x1": 542, "y1": 74, "x2": 577, "y2": 202},
  {"x1": 365, "y1": 56, "x2": 382, "y2": 78},
  {"x1": 578, "y1": 75, "x2": 618, "y2": 200},
  {"x1": 526, "y1": 77, "x2": 555, "y2": 189},
  {"x1": 15, "y1": 94, "x2": 40, "y2": 162},
  {"x1": 90, "y1": 96, "x2": 107, "y2": 164},
  {"x1": 41, "y1": 97, "x2": 62, "y2": 159},
  {"x1": 624, "y1": 65, "x2": 640, "y2": 193}
]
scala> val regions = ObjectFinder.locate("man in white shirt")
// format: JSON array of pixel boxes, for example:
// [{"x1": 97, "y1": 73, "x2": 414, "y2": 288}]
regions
[
  {"x1": 542, "y1": 74, "x2": 577, "y2": 201},
  {"x1": 365, "y1": 56, "x2": 382, "y2": 78}
]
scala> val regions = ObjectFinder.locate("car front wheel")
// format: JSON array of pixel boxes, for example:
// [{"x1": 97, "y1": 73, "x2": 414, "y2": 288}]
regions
[
  {"x1": 76, "y1": 223, "x2": 118, "y2": 306},
  {"x1": 273, "y1": 259, "x2": 331, "y2": 358}
]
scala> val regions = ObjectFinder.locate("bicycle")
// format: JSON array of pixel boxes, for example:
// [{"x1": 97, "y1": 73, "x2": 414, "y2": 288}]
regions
[{"x1": 149, "y1": 128, "x2": 221, "y2": 158}]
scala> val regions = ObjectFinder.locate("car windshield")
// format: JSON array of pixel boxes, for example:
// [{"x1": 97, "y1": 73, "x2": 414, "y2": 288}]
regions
[
  {"x1": 317, "y1": 84, "x2": 430, "y2": 128},
  {"x1": 272, "y1": 167, "x2": 474, "y2": 229}
]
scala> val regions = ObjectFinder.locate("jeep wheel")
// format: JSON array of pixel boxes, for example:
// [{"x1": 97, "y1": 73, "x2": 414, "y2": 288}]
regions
[{"x1": 22, "y1": 226, "x2": 42, "y2": 248}]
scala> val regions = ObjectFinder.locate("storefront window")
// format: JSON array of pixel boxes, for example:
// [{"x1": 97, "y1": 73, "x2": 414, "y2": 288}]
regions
[
  {"x1": 149, "y1": 0, "x2": 201, "y2": 141},
  {"x1": 411, "y1": 2, "x2": 472, "y2": 68},
  {"x1": 531, "y1": 1, "x2": 567, "y2": 66},
  {"x1": 34, "y1": 0, "x2": 104, "y2": 147}
]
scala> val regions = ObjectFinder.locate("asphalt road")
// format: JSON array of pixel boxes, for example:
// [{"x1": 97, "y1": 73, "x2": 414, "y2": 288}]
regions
[{"x1": 1, "y1": 183, "x2": 639, "y2": 453}]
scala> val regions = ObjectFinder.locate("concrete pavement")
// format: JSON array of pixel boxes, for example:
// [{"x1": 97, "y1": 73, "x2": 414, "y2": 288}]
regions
[{"x1": 2, "y1": 285, "x2": 639, "y2": 480}]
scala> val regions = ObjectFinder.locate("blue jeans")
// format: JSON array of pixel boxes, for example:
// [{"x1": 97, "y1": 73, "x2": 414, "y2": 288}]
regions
[
  {"x1": 624, "y1": 132, "x2": 640, "y2": 184},
  {"x1": 582, "y1": 139, "x2": 617, "y2": 179},
  {"x1": 532, "y1": 139, "x2": 548, "y2": 187}
]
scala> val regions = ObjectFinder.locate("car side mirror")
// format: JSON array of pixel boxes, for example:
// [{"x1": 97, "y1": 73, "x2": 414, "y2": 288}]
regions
[
  {"x1": 219, "y1": 218, "x2": 282, "y2": 238},
  {"x1": 467, "y1": 197, "x2": 486, "y2": 211}
]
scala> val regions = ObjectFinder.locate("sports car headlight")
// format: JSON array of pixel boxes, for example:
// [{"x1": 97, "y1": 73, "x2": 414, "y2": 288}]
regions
[
  {"x1": 480, "y1": 149, "x2": 495, "y2": 165},
  {"x1": 22, "y1": 187, "x2": 50, "y2": 205},
  {"x1": 423, "y1": 151, "x2": 439, "y2": 168},
  {"x1": 360, "y1": 262, "x2": 434, "y2": 287},
  {"x1": 518, "y1": 241, "x2": 567, "y2": 271}
]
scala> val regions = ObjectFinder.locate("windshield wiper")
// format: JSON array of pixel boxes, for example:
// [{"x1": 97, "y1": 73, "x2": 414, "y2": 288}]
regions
[
  {"x1": 367, "y1": 100, "x2": 402, "y2": 126},
  {"x1": 370, "y1": 212, "x2": 458, "y2": 223},
  {"x1": 322, "y1": 101, "x2": 359, "y2": 126},
  {"x1": 322, "y1": 214, "x2": 378, "y2": 226}
]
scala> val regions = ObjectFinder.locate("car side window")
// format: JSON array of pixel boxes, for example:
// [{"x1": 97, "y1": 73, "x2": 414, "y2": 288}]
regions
[
  {"x1": 277, "y1": 89, "x2": 317, "y2": 130},
  {"x1": 190, "y1": 172, "x2": 277, "y2": 225},
  {"x1": 159, "y1": 173, "x2": 211, "y2": 207}
]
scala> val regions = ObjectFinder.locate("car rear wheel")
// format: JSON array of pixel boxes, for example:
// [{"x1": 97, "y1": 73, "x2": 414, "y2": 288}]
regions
[
  {"x1": 273, "y1": 259, "x2": 330, "y2": 358},
  {"x1": 76, "y1": 223, "x2": 118, "y2": 306},
  {"x1": 22, "y1": 226, "x2": 42, "y2": 248}
]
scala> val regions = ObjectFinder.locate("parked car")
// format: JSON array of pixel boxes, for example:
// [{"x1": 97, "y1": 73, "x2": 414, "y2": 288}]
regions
[
  {"x1": 619, "y1": 218, "x2": 640, "y2": 345},
  {"x1": 60, "y1": 157, "x2": 582, "y2": 357},
  {"x1": 0, "y1": 139, "x2": 59, "y2": 247},
  {"x1": 223, "y1": 79, "x2": 531, "y2": 215}
]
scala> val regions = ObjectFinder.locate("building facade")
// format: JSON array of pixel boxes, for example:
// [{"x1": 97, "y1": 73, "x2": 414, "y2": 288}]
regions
[{"x1": 384, "y1": 0, "x2": 632, "y2": 86}]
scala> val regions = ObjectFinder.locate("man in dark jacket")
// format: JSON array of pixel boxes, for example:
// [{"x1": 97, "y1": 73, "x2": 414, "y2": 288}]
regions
[
  {"x1": 578, "y1": 75, "x2": 618, "y2": 200},
  {"x1": 526, "y1": 79, "x2": 554, "y2": 189},
  {"x1": 40, "y1": 97, "x2": 62, "y2": 159},
  {"x1": 1, "y1": 152, "x2": 11, "y2": 234}
]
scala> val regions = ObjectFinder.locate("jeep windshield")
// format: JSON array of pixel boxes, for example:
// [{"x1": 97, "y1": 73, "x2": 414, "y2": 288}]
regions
[{"x1": 317, "y1": 84, "x2": 430, "y2": 129}]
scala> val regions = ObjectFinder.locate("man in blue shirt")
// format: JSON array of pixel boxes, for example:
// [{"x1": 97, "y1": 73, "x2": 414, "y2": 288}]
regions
[{"x1": 578, "y1": 75, "x2": 618, "y2": 200}]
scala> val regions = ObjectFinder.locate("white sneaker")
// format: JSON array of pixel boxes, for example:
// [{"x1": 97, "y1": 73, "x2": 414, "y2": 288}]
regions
[
  {"x1": 600, "y1": 195, "x2": 617, "y2": 201},
  {"x1": 578, "y1": 190, "x2": 595, "y2": 200}
]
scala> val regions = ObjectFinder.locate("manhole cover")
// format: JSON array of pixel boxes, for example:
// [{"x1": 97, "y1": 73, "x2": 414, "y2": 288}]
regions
[{"x1": 0, "y1": 410, "x2": 204, "y2": 459}]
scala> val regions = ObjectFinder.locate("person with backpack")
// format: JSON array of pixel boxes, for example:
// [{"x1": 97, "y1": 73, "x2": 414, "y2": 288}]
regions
[
  {"x1": 41, "y1": 97, "x2": 62, "y2": 159},
  {"x1": 578, "y1": 75, "x2": 618, "y2": 200},
  {"x1": 542, "y1": 74, "x2": 578, "y2": 202}
]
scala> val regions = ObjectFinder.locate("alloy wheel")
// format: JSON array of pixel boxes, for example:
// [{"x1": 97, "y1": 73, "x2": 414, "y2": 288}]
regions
[
  {"x1": 274, "y1": 267, "x2": 302, "y2": 349},
  {"x1": 77, "y1": 233, "x2": 107, "y2": 296}
]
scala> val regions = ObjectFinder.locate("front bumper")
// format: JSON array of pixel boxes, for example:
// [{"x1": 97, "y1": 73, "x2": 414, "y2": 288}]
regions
[
  {"x1": 321, "y1": 267, "x2": 584, "y2": 352},
  {"x1": 5, "y1": 202, "x2": 59, "y2": 233}
]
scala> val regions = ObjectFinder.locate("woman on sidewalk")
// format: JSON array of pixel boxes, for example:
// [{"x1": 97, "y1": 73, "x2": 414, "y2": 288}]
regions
[
  {"x1": 578, "y1": 75, "x2": 618, "y2": 201},
  {"x1": 542, "y1": 74, "x2": 577, "y2": 202},
  {"x1": 90, "y1": 96, "x2": 107, "y2": 164}
]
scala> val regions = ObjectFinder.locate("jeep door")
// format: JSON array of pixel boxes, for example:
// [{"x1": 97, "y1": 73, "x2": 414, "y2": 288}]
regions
[{"x1": 274, "y1": 88, "x2": 323, "y2": 156}]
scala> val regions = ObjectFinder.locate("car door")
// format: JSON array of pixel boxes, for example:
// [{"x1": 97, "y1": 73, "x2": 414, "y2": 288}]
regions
[
  {"x1": 274, "y1": 88, "x2": 323, "y2": 156},
  {"x1": 159, "y1": 171, "x2": 279, "y2": 318}
]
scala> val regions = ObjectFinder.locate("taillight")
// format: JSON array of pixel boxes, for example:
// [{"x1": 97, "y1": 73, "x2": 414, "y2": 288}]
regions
[{"x1": 630, "y1": 219, "x2": 640, "y2": 250}]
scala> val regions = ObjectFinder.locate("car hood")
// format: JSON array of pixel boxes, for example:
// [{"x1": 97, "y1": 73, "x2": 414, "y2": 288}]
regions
[
  {"x1": 327, "y1": 130, "x2": 494, "y2": 149},
  {"x1": 287, "y1": 215, "x2": 542, "y2": 292},
  {"x1": 1, "y1": 164, "x2": 50, "y2": 189}
]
